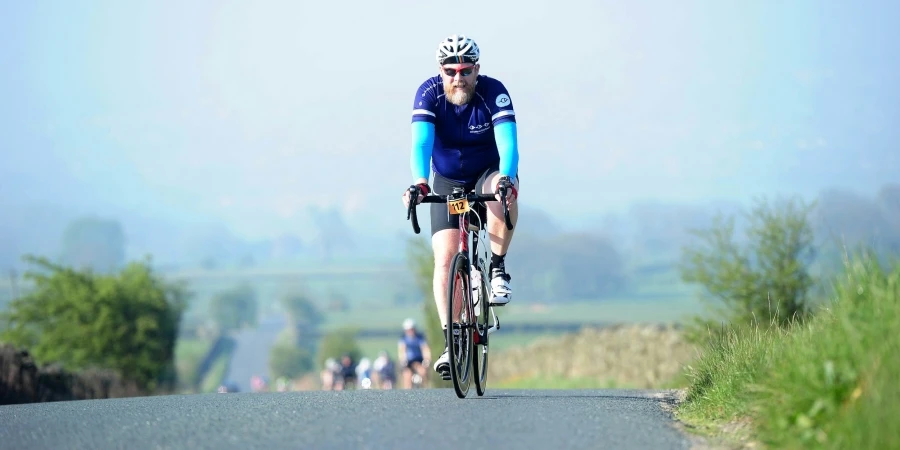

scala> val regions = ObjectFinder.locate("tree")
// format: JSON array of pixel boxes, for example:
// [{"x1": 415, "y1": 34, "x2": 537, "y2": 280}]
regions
[
  {"x1": 269, "y1": 340, "x2": 315, "y2": 380},
  {"x1": 307, "y1": 206, "x2": 356, "y2": 262},
  {"x1": 60, "y1": 216, "x2": 126, "y2": 273},
  {"x1": 811, "y1": 184, "x2": 900, "y2": 278},
  {"x1": 506, "y1": 232, "x2": 626, "y2": 302},
  {"x1": 0, "y1": 255, "x2": 188, "y2": 392},
  {"x1": 679, "y1": 196, "x2": 817, "y2": 332},
  {"x1": 875, "y1": 183, "x2": 900, "y2": 255},
  {"x1": 208, "y1": 284, "x2": 258, "y2": 333},
  {"x1": 544, "y1": 233, "x2": 626, "y2": 300},
  {"x1": 316, "y1": 327, "x2": 362, "y2": 368},
  {"x1": 279, "y1": 291, "x2": 324, "y2": 330}
]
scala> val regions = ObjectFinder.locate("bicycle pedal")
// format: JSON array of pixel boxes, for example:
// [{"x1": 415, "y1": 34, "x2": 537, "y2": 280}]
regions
[{"x1": 441, "y1": 373, "x2": 451, "y2": 381}]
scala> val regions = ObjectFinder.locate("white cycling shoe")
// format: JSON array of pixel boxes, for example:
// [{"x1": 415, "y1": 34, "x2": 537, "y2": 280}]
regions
[
  {"x1": 433, "y1": 348, "x2": 450, "y2": 374},
  {"x1": 490, "y1": 268, "x2": 512, "y2": 305}
]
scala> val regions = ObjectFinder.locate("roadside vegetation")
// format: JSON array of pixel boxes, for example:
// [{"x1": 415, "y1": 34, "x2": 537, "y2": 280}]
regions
[{"x1": 674, "y1": 194, "x2": 899, "y2": 449}]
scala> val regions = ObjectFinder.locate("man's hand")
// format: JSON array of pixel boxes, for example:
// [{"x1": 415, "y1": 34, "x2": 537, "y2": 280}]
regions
[
  {"x1": 495, "y1": 176, "x2": 518, "y2": 205},
  {"x1": 402, "y1": 182, "x2": 430, "y2": 208}
]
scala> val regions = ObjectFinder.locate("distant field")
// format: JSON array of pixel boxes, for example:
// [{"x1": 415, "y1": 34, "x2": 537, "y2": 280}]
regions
[
  {"x1": 323, "y1": 295, "x2": 704, "y2": 332},
  {"x1": 352, "y1": 331, "x2": 552, "y2": 362},
  {"x1": 1, "y1": 261, "x2": 708, "y2": 335}
]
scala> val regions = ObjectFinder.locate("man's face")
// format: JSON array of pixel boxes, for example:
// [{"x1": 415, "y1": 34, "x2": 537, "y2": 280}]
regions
[
  {"x1": 404, "y1": 326, "x2": 415, "y2": 335},
  {"x1": 441, "y1": 63, "x2": 479, "y2": 106}
]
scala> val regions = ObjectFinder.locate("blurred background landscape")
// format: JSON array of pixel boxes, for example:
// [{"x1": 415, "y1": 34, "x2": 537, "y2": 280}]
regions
[{"x1": 1, "y1": 0, "x2": 898, "y2": 398}]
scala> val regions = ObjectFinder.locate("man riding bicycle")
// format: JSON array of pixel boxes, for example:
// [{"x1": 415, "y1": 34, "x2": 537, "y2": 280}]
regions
[
  {"x1": 401, "y1": 34, "x2": 520, "y2": 378},
  {"x1": 397, "y1": 318, "x2": 432, "y2": 388}
]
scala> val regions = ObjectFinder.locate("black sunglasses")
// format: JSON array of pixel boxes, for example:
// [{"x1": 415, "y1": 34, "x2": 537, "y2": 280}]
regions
[{"x1": 442, "y1": 67, "x2": 475, "y2": 77}]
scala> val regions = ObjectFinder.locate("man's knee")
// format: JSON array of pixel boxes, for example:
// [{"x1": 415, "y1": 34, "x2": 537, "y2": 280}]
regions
[
  {"x1": 431, "y1": 229, "x2": 457, "y2": 270},
  {"x1": 478, "y1": 170, "x2": 520, "y2": 195}
]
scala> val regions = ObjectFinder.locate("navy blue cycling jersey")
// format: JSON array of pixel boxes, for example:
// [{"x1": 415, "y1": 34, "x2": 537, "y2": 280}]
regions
[
  {"x1": 399, "y1": 331, "x2": 427, "y2": 361},
  {"x1": 411, "y1": 74, "x2": 517, "y2": 183}
]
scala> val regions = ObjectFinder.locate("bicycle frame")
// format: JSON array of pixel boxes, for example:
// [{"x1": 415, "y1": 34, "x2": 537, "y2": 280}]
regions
[{"x1": 446, "y1": 187, "x2": 501, "y2": 338}]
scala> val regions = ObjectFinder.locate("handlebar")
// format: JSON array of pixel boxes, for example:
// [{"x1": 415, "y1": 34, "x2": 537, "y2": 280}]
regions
[{"x1": 406, "y1": 186, "x2": 514, "y2": 234}]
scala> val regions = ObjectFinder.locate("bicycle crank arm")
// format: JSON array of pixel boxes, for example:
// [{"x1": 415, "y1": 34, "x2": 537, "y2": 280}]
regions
[{"x1": 487, "y1": 307, "x2": 500, "y2": 335}]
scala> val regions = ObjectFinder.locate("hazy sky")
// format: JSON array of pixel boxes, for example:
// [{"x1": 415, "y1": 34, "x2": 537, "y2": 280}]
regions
[{"x1": 2, "y1": 0, "x2": 898, "y2": 241}]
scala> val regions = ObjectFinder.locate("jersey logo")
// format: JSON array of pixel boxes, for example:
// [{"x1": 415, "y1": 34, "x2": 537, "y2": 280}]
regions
[
  {"x1": 495, "y1": 93, "x2": 510, "y2": 107},
  {"x1": 469, "y1": 122, "x2": 491, "y2": 134}
]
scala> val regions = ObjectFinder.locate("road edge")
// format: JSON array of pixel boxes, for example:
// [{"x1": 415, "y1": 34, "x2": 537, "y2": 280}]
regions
[{"x1": 652, "y1": 389, "x2": 757, "y2": 450}]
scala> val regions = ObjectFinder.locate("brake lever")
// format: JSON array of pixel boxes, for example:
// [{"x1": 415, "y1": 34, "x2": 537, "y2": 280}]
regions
[
  {"x1": 407, "y1": 185, "x2": 421, "y2": 234},
  {"x1": 498, "y1": 182, "x2": 514, "y2": 231}
]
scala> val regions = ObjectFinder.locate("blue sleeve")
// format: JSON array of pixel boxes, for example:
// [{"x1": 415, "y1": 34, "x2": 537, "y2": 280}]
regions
[
  {"x1": 494, "y1": 121, "x2": 518, "y2": 178},
  {"x1": 411, "y1": 121, "x2": 434, "y2": 180}
]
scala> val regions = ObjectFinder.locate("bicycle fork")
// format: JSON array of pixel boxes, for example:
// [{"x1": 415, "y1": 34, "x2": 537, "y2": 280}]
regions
[{"x1": 468, "y1": 226, "x2": 500, "y2": 342}]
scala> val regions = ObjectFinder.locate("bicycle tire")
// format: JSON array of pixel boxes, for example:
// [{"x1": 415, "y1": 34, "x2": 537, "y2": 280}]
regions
[
  {"x1": 447, "y1": 251, "x2": 474, "y2": 398},
  {"x1": 472, "y1": 261, "x2": 490, "y2": 396}
]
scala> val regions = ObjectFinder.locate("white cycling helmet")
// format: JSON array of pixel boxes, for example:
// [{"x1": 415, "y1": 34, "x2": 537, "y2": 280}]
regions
[
  {"x1": 436, "y1": 34, "x2": 480, "y2": 65},
  {"x1": 403, "y1": 318, "x2": 416, "y2": 330}
]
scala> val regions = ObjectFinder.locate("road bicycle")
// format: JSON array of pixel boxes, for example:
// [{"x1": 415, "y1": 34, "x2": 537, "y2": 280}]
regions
[{"x1": 405, "y1": 182, "x2": 514, "y2": 398}]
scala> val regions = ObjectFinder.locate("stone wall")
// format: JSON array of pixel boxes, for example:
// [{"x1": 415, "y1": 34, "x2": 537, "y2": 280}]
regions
[{"x1": 0, "y1": 344, "x2": 147, "y2": 405}]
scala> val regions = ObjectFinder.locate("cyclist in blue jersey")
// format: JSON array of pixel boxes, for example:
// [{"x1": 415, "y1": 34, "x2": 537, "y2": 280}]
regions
[
  {"x1": 401, "y1": 34, "x2": 520, "y2": 377},
  {"x1": 398, "y1": 318, "x2": 432, "y2": 388}
]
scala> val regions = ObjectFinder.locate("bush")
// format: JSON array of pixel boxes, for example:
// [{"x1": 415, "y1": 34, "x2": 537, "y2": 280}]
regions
[
  {"x1": 680, "y1": 196, "x2": 817, "y2": 338},
  {"x1": 678, "y1": 251, "x2": 900, "y2": 449},
  {"x1": 0, "y1": 255, "x2": 187, "y2": 392}
]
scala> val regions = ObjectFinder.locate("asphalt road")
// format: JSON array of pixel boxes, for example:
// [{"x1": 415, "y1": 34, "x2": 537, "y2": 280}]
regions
[
  {"x1": 0, "y1": 389, "x2": 691, "y2": 450},
  {"x1": 225, "y1": 315, "x2": 287, "y2": 393}
]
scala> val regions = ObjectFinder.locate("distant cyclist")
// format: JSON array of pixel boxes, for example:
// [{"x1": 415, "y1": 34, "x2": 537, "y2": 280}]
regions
[
  {"x1": 373, "y1": 350, "x2": 396, "y2": 389},
  {"x1": 337, "y1": 354, "x2": 356, "y2": 390},
  {"x1": 397, "y1": 318, "x2": 432, "y2": 389},
  {"x1": 401, "y1": 34, "x2": 520, "y2": 378}
]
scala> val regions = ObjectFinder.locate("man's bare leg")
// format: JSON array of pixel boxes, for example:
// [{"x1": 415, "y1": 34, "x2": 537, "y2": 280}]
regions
[
  {"x1": 431, "y1": 229, "x2": 459, "y2": 327},
  {"x1": 479, "y1": 171, "x2": 519, "y2": 253},
  {"x1": 479, "y1": 171, "x2": 519, "y2": 304},
  {"x1": 431, "y1": 228, "x2": 463, "y2": 372}
]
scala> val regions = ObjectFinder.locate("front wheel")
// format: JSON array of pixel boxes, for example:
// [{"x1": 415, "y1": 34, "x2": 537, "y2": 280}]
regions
[
  {"x1": 473, "y1": 266, "x2": 490, "y2": 396},
  {"x1": 447, "y1": 252, "x2": 474, "y2": 398}
]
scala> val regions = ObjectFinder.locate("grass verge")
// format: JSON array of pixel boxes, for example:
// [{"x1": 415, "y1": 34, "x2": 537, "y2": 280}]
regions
[
  {"x1": 675, "y1": 253, "x2": 900, "y2": 449},
  {"x1": 174, "y1": 337, "x2": 213, "y2": 392},
  {"x1": 199, "y1": 338, "x2": 236, "y2": 393}
]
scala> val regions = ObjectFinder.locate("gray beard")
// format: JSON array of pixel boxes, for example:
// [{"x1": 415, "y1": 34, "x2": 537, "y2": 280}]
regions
[{"x1": 447, "y1": 89, "x2": 472, "y2": 105}]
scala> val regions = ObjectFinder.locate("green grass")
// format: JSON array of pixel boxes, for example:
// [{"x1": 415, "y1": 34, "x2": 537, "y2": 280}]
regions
[
  {"x1": 676, "y1": 253, "x2": 900, "y2": 449},
  {"x1": 199, "y1": 342, "x2": 236, "y2": 393},
  {"x1": 173, "y1": 337, "x2": 213, "y2": 389}
]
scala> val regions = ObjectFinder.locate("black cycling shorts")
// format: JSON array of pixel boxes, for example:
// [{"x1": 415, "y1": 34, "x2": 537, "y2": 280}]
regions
[
  {"x1": 405, "y1": 357, "x2": 424, "y2": 370},
  {"x1": 429, "y1": 164, "x2": 519, "y2": 236}
]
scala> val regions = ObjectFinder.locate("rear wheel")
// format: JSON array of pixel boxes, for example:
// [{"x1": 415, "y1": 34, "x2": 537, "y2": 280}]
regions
[{"x1": 447, "y1": 252, "x2": 474, "y2": 398}]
